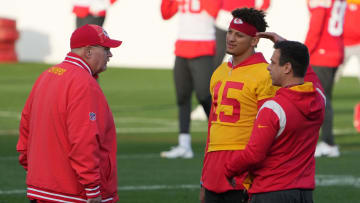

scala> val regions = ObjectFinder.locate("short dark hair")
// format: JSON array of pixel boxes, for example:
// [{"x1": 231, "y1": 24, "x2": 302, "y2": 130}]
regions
[
  {"x1": 231, "y1": 8, "x2": 268, "y2": 32},
  {"x1": 274, "y1": 41, "x2": 309, "y2": 78}
]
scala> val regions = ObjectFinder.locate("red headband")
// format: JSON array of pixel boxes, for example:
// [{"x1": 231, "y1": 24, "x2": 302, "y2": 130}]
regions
[{"x1": 229, "y1": 18, "x2": 258, "y2": 37}]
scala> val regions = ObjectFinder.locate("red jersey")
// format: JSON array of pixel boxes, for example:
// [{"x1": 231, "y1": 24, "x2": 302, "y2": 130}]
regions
[
  {"x1": 17, "y1": 53, "x2": 118, "y2": 202},
  {"x1": 225, "y1": 82, "x2": 325, "y2": 194},
  {"x1": 73, "y1": 0, "x2": 117, "y2": 17},
  {"x1": 344, "y1": 1, "x2": 360, "y2": 46},
  {"x1": 305, "y1": 0, "x2": 346, "y2": 67},
  {"x1": 161, "y1": 0, "x2": 217, "y2": 58}
]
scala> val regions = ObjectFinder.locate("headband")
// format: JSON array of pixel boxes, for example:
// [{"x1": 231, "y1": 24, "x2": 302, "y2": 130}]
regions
[{"x1": 229, "y1": 18, "x2": 258, "y2": 37}]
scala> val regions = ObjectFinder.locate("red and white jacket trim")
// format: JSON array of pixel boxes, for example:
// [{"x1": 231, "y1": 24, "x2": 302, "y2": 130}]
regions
[
  {"x1": 85, "y1": 186, "x2": 101, "y2": 198},
  {"x1": 27, "y1": 186, "x2": 113, "y2": 203},
  {"x1": 64, "y1": 52, "x2": 93, "y2": 75}
]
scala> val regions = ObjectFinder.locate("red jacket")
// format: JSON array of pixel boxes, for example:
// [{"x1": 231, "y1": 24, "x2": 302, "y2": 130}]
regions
[
  {"x1": 304, "y1": 0, "x2": 346, "y2": 67},
  {"x1": 224, "y1": 82, "x2": 325, "y2": 194},
  {"x1": 17, "y1": 52, "x2": 118, "y2": 202}
]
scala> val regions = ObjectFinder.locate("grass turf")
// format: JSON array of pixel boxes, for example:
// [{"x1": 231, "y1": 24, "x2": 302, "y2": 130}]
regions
[{"x1": 0, "y1": 63, "x2": 359, "y2": 202}]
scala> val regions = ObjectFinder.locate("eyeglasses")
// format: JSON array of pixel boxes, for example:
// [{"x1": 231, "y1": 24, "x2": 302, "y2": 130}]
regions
[{"x1": 90, "y1": 45, "x2": 110, "y2": 53}]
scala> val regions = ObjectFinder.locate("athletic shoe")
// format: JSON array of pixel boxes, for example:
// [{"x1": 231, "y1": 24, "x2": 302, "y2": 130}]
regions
[
  {"x1": 315, "y1": 142, "x2": 340, "y2": 157},
  {"x1": 191, "y1": 105, "x2": 207, "y2": 121},
  {"x1": 160, "y1": 146, "x2": 194, "y2": 159}
]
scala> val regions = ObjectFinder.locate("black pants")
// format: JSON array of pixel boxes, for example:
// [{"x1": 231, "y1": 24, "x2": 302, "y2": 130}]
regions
[
  {"x1": 312, "y1": 66, "x2": 338, "y2": 145},
  {"x1": 205, "y1": 188, "x2": 248, "y2": 203},
  {"x1": 250, "y1": 189, "x2": 313, "y2": 203},
  {"x1": 174, "y1": 56, "x2": 214, "y2": 133},
  {"x1": 76, "y1": 15, "x2": 105, "y2": 28},
  {"x1": 214, "y1": 27, "x2": 227, "y2": 68}
]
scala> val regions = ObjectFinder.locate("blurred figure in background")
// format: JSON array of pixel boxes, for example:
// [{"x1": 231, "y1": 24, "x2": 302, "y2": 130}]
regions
[
  {"x1": 336, "y1": 0, "x2": 360, "y2": 81},
  {"x1": 73, "y1": 0, "x2": 117, "y2": 28},
  {"x1": 340, "y1": 0, "x2": 360, "y2": 133},
  {"x1": 191, "y1": 0, "x2": 271, "y2": 121},
  {"x1": 160, "y1": 0, "x2": 218, "y2": 159},
  {"x1": 304, "y1": 0, "x2": 347, "y2": 157}
]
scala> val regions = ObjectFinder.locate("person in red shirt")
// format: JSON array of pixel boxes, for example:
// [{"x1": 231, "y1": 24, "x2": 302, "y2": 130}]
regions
[
  {"x1": 336, "y1": 0, "x2": 360, "y2": 80},
  {"x1": 17, "y1": 24, "x2": 122, "y2": 203},
  {"x1": 160, "y1": 0, "x2": 218, "y2": 159},
  {"x1": 304, "y1": 0, "x2": 346, "y2": 157},
  {"x1": 225, "y1": 38, "x2": 325, "y2": 203},
  {"x1": 73, "y1": 0, "x2": 117, "y2": 28}
]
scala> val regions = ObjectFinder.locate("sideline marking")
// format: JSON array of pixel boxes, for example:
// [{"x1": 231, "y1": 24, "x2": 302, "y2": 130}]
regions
[{"x1": 1, "y1": 175, "x2": 360, "y2": 195}]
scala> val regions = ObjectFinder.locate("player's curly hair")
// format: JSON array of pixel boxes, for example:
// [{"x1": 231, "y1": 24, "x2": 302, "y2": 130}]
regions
[{"x1": 231, "y1": 8, "x2": 268, "y2": 32}]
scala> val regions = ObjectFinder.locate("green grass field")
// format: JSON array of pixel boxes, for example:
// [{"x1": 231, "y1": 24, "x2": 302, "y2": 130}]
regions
[{"x1": 0, "y1": 63, "x2": 360, "y2": 203}]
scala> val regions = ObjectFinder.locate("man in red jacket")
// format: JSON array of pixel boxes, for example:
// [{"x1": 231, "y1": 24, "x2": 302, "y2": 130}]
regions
[
  {"x1": 304, "y1": 0, "x2": 346, "y2": 157},
  {"x1": 17, "y1": 24, "x2": 122, "y2": 203},
  {"x1": 225, "y1": 39, "x2": 325, "y2": 203}
]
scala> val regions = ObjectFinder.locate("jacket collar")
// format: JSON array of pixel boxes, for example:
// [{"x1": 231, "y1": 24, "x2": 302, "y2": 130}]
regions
[{"x1": 64, "y1": 52, "x2": 93, "y2": 76}]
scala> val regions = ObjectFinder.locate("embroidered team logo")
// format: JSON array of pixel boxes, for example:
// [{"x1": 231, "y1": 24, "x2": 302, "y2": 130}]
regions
[
  {"x1": 234, "y1": 18, "x2": 243, "y2": 24},
  {"x1": 102, "y1": 29, "x2": 110, "y2": 38},
  {"x1": 89, "y1": 112, "x2": 96, "y2": 121},
  {"x1": 48, "y1": 67, "x2": 66, "y2": 76}
]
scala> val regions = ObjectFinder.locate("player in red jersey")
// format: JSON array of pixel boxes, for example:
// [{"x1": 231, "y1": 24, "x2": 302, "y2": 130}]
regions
[
  {"x1": 304, "y1": 0, "x2": 346, "y2": 157},
  {"x1": 225, "y1": 39, "x2": 325, "y2": 203},
  {"x1": 160, "y1": 0, "x2": 218, "y2": 159},
  {"x1": 72, "y1": 0, "x2": 117, "y2": 28},
  {"x1": 200, "y1": 8, "x2": 277, "y2": 203},
  {"x1": 337, "y1": 0, "x2": 360, "y2": 80}
]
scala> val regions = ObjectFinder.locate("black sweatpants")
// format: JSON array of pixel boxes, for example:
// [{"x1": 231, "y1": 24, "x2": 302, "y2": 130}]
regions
[
  {"x1": 214, "y1": 27, "x2": 227, "y2": 68},
  {"x1": 174, "y1": 56, "x2": 214, "y2": 133},
  {"x1": 250, "y1": 189, "x2": 313, "y2": 203},
  {"x1": 76, "y1": 15, "x2": 105, "y2": 28},
  {"x1": 205, "y1": 188, "x2": 248, "y2": 203},
  {"x1": 312, "y1": 66, "x2": 338, "y2": 145}
]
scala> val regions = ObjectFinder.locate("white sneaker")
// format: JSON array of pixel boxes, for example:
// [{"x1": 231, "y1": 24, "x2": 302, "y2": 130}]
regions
[
  {"x1": 160, "y1": 146, "x2": 194, "y2": 159},
  {"x1": 191, "y1": 105, "x2": 207, "y2": 121},
  {"x1": 315, "y1": 142, "x2": 340, "y2": 157}
]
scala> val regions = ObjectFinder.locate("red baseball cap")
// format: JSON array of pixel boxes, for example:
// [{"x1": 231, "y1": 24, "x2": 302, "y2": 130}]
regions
[{"x1": 70, "y1": 24, "x2": 122, "y2": 49}]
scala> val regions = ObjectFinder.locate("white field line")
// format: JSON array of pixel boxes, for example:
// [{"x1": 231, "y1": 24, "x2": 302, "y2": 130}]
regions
[
  {"x1": 1, "y1": 175, "x2": 360, "y2": 195},
  {"x1": 0, "y1": 110, "x2": 356, "y2": 135},
  {"x1": 0, "y1": 153, "x2": 161, "y2": 161},
  {"x1": 0, "y1": 111, "x2": 21, "y2": 120}
]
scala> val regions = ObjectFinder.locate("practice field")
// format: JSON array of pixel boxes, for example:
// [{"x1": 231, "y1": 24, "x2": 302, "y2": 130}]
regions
[{"x1": 0, "y1": 63, "x2": 359, "y2": 203}]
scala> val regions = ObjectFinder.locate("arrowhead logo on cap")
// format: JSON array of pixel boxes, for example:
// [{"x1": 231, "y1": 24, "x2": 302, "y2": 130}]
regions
[{"x1": 234, "y1": 18, "x2": 243, "y2": 24}]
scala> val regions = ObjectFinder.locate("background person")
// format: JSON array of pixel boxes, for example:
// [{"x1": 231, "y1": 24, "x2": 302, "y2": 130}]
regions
[
  {"x1": 304, "y1": 0, "x2": 347, "y2": 157},
  {"x1": 16, "y1": 24, "x2": 122, "y2": 203},
  {"x1": 73, "y1": 0, "x2": 117, "y2": 28},
  {"x1": 160, "y1": 0, "x2": 218, "y2": 159}
]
